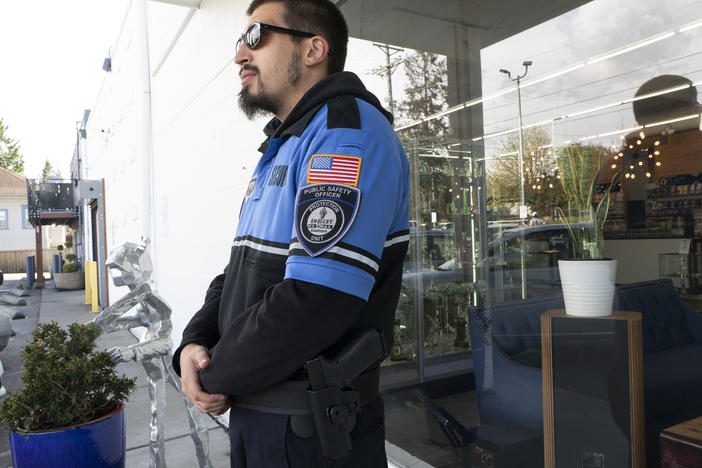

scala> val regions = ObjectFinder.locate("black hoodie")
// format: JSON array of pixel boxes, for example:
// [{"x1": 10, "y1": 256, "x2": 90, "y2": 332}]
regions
[{"x1": 174, "y1": 72, "x2": 407, "y2": 397}]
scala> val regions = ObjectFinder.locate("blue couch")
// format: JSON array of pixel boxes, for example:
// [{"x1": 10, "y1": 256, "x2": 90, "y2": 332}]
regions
[{"x1": 468, "y1": 278, "x2": 702, "y2": 466}]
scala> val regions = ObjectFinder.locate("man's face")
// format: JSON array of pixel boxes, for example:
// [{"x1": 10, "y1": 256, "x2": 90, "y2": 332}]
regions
[{"x1": 235, "y1": 2, "x2": 304, "y2": 119}]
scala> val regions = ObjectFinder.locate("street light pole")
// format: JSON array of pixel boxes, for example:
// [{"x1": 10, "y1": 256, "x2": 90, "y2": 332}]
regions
[
  {"x1": 500, "y1": 61, "x2": 532, "y2": 219},
  {"x1": 500, "y1": 61, "x2": 532, "y2": 299}
]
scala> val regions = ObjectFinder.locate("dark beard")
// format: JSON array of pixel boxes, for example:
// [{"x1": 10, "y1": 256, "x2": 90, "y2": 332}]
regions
[
  {"x1": 238, "y1": 51, "x2": 302, "y2": 120},
  {"x1": 238, "y1": 86, "x2": 280, "y2": 119}
]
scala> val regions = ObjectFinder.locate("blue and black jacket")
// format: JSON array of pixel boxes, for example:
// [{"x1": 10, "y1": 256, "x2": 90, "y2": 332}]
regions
[{"x1": 174, "y1": 72, "x2": 410, "y2": 396}]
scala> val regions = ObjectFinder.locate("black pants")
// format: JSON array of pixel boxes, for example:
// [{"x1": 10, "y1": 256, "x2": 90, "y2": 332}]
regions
[{"x1": 228, "y1": 397, "x2": 387, "y2": 468}]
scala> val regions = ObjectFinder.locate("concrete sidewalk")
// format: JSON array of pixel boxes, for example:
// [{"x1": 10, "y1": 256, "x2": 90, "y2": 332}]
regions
[{"x1": 1, "y1": 278, "x2": 231, "y2": 468}]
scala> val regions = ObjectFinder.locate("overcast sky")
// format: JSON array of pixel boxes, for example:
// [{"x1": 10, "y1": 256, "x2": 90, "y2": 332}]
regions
[
  {"x1": 0, "y1": 0, "x2": 129, "y2": 179},
  {"x1": 479, "y1": 0, "x2": 702, "y2": 155}
]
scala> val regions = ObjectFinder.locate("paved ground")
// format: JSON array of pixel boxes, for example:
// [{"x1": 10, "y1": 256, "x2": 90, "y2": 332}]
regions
[{"x1": 0, "y1": 275, "x2": 230, "y2": 468}]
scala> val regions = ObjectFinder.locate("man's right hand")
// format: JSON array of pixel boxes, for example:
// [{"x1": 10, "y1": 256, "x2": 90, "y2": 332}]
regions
[{"x1": 180, "y1": 343, "x2": 230, "y2": 415}]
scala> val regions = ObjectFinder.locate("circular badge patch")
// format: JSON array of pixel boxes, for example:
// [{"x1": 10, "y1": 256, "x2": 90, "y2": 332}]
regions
[
  {"x1": 294, "y1": 184, "x2": 361, "y2": 256},
  {"x1": 300, "y1": 200, "x2": 344, "y2": 244}
]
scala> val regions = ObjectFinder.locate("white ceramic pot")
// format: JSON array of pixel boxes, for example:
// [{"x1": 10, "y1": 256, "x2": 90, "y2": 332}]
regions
[{"x1": 558, "y1": 259, "x2": 617, "y2": 317}]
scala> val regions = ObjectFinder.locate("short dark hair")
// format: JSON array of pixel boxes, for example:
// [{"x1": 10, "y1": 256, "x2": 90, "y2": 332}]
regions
[{"x1": 246, "y1": 0, "x2": 348, "y2": 74}]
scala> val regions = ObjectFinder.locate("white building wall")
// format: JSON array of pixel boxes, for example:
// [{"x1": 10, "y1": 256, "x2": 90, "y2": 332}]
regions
[
  {"x1": 0, "y1": 196, "x2": 64, "y2": 252},
  {"x1": 85, "y1": 0, "x2": 158, "y2": 306},
  {"x1": 149, "y1": 0, "x2": 261, "y2": 347},
  {"x1": 0, "y1": 196, "x2": 34, "y2": 251},
  {"x1": 85, "y1": 0, "x2": 262, "y2": 345},
  {"x1": 43, "y1": 226, "x2": 66, "y2": 249}
]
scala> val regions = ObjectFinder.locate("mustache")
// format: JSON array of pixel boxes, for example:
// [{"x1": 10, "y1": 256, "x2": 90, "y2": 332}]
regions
[{"x1": 239, "y1": 65, "x2": 259, "y2": 77}]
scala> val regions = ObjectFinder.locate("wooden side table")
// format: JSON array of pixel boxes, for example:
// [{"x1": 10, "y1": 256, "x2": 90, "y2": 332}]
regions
[
  {"x1": 661, "y1": 416, "x2": 702, "y2": 468},
  {"x1": 541, "y1": 309, "x2": 645, "y2": 468}
]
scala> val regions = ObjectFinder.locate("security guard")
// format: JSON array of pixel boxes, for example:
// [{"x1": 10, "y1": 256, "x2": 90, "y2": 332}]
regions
[{"x1": 173, "y1": 0, "x2": 409, "y2": 466}]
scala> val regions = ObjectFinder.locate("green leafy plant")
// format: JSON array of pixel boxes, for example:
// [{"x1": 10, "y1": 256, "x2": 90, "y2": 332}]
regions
[
  {"x1": 58, "y1": 240, "x2": 79, "y2": 273},
  {"x1": 556, "y1": 143, "x2": 622, "y2": 259},
  {"x1": 0, "y1": 322, "x2": 136, "y2": 433}
]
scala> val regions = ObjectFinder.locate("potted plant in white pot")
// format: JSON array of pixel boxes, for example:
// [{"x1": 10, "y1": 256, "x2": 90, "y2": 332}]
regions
[
  {"x1": 556, "y1": 143, "x2": 622, "y2": 316},
  {"x1": 53, "y1": 239, "x2": 84, "y2": 290},
  {"x1": 0, "y1": 321, "x2": 136, "y2": 467}
]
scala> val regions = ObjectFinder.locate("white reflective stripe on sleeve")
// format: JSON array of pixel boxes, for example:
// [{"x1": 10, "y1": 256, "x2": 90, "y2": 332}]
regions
[
  {"x1": 233, "y1": 239, "x2": 289, "y2": 256},
  {"x1": 326, "y1": 245, "x2": 380, "y2": 271},
  {"x1": 289, "y1": 241, "x2": 380, "y2": 272},
  {"x1": 384, "y1": 234, "x2": 410, "y2": 248}
]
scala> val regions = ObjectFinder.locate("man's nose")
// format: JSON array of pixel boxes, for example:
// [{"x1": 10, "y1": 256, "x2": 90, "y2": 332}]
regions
[{"x1": 234, "y1": 45, "x2": 250, "y2": 66}]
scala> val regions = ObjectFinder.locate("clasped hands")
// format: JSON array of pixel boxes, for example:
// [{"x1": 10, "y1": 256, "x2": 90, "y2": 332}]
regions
[{"x1": 179, "y1": 343, "x2": 230, "y2": 415}]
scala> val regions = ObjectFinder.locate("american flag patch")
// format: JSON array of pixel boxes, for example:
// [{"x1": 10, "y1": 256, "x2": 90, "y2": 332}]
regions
[{"x1": 307, "y1": 154, "x2": 362, "y2": 187}]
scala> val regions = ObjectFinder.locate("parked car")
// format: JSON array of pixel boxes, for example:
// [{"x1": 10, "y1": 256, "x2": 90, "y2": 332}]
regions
[{"x1": 485, "y1": 223, "x2": 584, "y2": 299}]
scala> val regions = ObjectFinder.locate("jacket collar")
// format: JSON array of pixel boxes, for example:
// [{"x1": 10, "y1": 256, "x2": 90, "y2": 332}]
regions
[{"x1": 258, "y1": 71, "x2": 393, "y2": 152}]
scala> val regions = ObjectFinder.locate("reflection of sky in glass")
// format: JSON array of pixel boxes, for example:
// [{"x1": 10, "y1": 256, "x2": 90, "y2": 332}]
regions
[
  {"x1": 345, "y1": 38, "x2": 405, "y2": 109},
  {"x1": 345, "y1": 37, "x2": 444, "y2": 128},
  {"x1": 479, "y1": 0, "x2": 702, "y2": 158}
]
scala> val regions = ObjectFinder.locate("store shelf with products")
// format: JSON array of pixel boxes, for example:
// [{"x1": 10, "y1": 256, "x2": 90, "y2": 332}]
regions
[
  {"x1": 592, "y1": 174, "x2": 702, "y2": 239},
  {"x1": 646, "y1": 174, "x2": 702, "y2": 237}
]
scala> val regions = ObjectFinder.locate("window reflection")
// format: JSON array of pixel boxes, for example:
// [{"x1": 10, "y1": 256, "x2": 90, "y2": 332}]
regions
[{"x1": 341, "y1": 0, "x2": 702, "y2": 465}]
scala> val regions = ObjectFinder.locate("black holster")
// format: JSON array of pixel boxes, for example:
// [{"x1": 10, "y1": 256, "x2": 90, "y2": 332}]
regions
[{"x1": 234, "y1": 329, "x2": 385, "y2": 460}]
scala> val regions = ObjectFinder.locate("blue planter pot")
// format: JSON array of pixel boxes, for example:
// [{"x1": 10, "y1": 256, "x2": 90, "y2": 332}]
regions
[{"x1": 9, "y1": 405, "x2": 126, "y2": 468}]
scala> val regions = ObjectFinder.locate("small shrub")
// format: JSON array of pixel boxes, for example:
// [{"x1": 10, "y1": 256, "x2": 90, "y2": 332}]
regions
[
  {"x1": 0, "y1": 322, "x2": 136, "y2": 433},
  {"x1": 58, "y1": 240, "x2": 79, "y2": 273},
  {"x1": 62, "y1": 263, "x2": 79, "y2": 273}
]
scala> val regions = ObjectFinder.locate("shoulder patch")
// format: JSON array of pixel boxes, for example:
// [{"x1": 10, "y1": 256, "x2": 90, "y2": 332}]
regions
[
  {"x1": 244, "y1": 174, "x2": 257, "y2": 202},
  {"x1": 307, "y1": 154, "x2": 362, "y2": 187},
  {"x1": 327, "y1": 95, "x2": 361, "y2": 130},
  {"x1": 294, "y1": 184, "x2": 361, "y2": 256}
]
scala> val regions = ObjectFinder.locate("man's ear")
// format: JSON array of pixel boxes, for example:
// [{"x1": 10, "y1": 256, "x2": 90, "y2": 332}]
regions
[{"x1": 303, "y1": 36, "x2": 329, "y2": 67}]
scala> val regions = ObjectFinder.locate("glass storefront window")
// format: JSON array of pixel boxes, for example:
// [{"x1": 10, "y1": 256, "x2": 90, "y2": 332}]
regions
[{"x1": 342, "y1": 0, "x2": 702, "y2": 466}]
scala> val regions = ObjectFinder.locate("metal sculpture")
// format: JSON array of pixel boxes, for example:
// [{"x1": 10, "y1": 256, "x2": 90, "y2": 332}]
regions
[{"x1": 91, "y1": 238, "x2": 213, "y2": 468}]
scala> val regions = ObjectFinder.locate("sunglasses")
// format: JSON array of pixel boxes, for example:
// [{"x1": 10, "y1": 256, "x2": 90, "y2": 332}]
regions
[{"x1": 236, "y1": 22, "x2": 316, "y2": 53}]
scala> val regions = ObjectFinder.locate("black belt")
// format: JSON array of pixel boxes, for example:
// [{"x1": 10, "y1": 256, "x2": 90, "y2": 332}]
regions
[{"x1": 235, "y1": 367, "x2": 380, "y2": 415}]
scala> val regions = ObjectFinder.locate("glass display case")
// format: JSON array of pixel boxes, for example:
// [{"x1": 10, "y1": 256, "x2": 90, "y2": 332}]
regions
[{"x1": 659, "y1": 253, "x2": 702, "y2": 295}]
